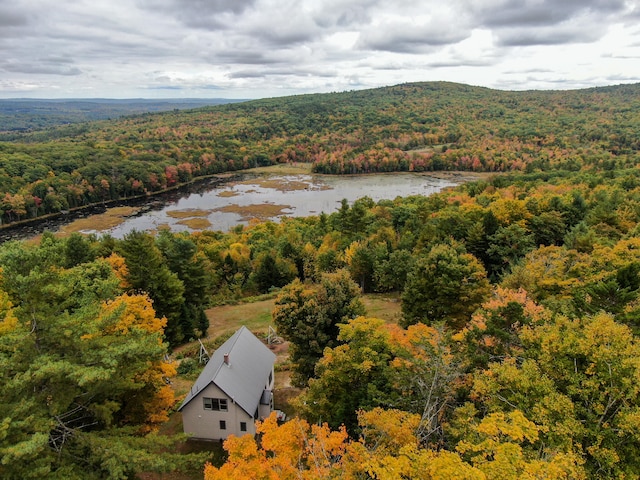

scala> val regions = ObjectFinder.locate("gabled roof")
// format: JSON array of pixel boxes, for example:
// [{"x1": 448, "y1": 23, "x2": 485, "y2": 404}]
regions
[{"x1": 178, "y1": 326, "x2": 276, "y2": 417}]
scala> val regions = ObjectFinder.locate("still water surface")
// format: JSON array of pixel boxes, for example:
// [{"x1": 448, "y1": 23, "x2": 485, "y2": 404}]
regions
[{"x1": 82, "y1": 173, "x2": 458, "y2": 238}]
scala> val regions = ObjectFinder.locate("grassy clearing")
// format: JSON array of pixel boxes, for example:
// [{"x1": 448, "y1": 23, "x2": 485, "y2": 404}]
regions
[
  {"x1": 240, "y1": 178, "x2": 309, "y2": 191},
  {"x1": 205, "y1": 298, "x2": 276, "y2": 338},
  {"x1": 203, "y1": 293, "x2": 402, "y2": 339},
  {"x1": 235, "y1": 176, "x2": 328, "y2": 192},
  {"x1": 407, "y1": 143, "x2": 453, "y2": 154},
  {"x1": 420, "y1": 170, "x2": 496, "y2": 183},
  {"x1": 361, "y1": 293, "x2": 402, "y2": 323}
]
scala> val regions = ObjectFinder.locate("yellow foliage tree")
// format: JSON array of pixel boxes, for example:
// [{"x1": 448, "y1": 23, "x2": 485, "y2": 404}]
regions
[
  {"x1": 488, "y1": 198, "x2": 531, "y2": 227},
  {"x1": 204, "y1": 413, "x2": 349, "y2": 480},
  {"x1": 100, "y1": 293, "x2": 166, "y2": 335},
  {"x1": 472, "y1": 312, "x2": 640, "y2": 477},
  {"x1": 0, "y1": 280, "x2": 17, "y2": 335},
  {"x1": 105, "y1": 252, "x2": 130, "y2": 288},
  {"x1": 94, "y1": 293, "x2": 175, "y2": 430},
  {"x1": 388, "y1": 323, "x2": 462, "y2": 446},
  {"x1": 204, "y1": 407, "x2": 582, "y2": 480},
  {"x1": 456, "y1": 409, "x2": 585, "y2": 480}
]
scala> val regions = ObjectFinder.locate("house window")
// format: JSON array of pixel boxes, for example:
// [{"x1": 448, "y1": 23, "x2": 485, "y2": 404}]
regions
[
  {"x1": 240, "y1": 422, "x2": 247, "y2": 432},
  {"x1": 220, "y1": 420, "x2": 226, "y2": 430},
  {"x1": 203, "y1": 397, "x2": 228, "y2": 411}
]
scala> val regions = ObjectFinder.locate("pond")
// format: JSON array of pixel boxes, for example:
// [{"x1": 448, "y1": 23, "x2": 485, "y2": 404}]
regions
[
  {"x1": 0, "y1": 171, "x2": 476, "y2": 243},
  {"x1": 66, "y1": 172, "x2": 465, "y2": 238}
]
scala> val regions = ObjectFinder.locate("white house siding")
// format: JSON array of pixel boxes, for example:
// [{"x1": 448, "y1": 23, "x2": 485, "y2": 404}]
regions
[
  {"x1": 181, "y1": 383, "x2": 256, "y2": 440},
  {"x1": 178, "y1": 326, "x2": 277, "y2": 441}
]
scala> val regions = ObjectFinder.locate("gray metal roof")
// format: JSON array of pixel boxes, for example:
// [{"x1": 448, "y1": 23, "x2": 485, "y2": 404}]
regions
[{"x1": 178, "y1": 326, "x2": 276, "y2": 417}]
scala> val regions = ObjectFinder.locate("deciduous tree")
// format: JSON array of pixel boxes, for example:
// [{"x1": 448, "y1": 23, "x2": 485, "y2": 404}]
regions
[
  {"x1": 401, "y1": 242, "x2": 491, "y2": 330},
  {"x1": 297, "y1": 317, "x2": 394, "y2": 431},
  {"x1": 472, "y1": 312, "x2": 640, "y2": 478},
  {"x1": 272, "y1": 270, "x2": 364, "y2": 386}
]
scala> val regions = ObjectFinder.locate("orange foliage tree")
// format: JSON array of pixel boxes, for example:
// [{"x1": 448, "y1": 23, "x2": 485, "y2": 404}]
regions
[{"x1": 205, "y1": 407, "x2": 583, "y2": 479}]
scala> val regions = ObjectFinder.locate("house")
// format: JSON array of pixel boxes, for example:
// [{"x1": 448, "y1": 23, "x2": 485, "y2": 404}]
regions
[{"x1": 178, "y1": 326, "x2": 276, "y2": 440}]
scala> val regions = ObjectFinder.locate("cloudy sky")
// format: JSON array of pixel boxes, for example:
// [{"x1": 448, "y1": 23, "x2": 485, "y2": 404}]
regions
[{"x1": 1, "y1": 0, "x2": 639, "y2": 99}]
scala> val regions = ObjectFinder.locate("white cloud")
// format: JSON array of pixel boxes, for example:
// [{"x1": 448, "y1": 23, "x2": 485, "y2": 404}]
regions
[{"x1": 0, "y1": 0, "x2": 638, "y2": 98}]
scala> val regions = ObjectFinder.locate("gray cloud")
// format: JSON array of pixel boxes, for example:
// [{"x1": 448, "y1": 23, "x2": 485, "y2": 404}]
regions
[
  {"x1": 606, "y1": 73, "x2": 640, "y2": 82},
  {"x1": 0, "y1": 5, "x2": 30, "y2": 28},
  {"x1": 228, "y1": 65, "x2": 338, "y2": 79},
  {"x1": 4, "y1": 65, "x2": 82, "y2": 76},
  {"x1": 136, "y1": 0, "x2": 256, "y2": 29},
  {"x1": 504, "y1": 67, "x2": 554, "y2": 74},
  {"x1": 245, "y1": 14, "x2": 321, "y2": 47},
  {"x1": 357, "y1": 21, "x2": 470, "y2": 53},
  {"x1": 603, "y1": 52, "x2": 640, "y2": 59},
  {"x1": 496, "y1": 22, "x2": 605, "y2": 46},
  {"x1": 493, "y1": 76, "x2": 576, "y2": 90},
  {"x1": 181, "y1": 0, "x2": 256, "y2": 14},
  {"x1": 147, "y1": 85, "x2": 185, "y2": 90},
  {"x1": 468, "y1": 0, "x2": 628, "y2": 28},
  {"x1": 625, "y1": 3, "x2": 640, "y2": 23},
  {"x1": 311, "y1": 0, "x2": 381, "y2": 28},
  {"x1": 227, "y1": 70, "x2": 267, "y2": 79},
  {"x1": 460, "y1": 0, "x2": 634, "y2": 48},
  {"x1": 1, "y1": 56, "x2": 82, "y2": 76},
  {"x1": 213, "y1": 49, "x2": 283, "y2": 65},
  {"x1": 426, "y1": 58, "x2": 498, "y2": 68},
  {"x1": 0, "y1": 0, "x2": 638, "y2": 98},
  {"x1": 137, "y1": 0, "x2": 255, "y2": 16}
]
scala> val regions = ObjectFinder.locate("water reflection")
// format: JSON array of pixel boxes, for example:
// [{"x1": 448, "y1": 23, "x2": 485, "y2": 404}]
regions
[{"x1": 82, "y1": 173, "x2": 457, "y2": 238}]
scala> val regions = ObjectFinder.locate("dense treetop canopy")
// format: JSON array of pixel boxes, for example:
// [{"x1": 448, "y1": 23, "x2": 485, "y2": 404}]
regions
[
  {"x1": 3, "y1": 82, "x2": 640, "y2": 478},
  {"x1": 1, "y1": 82, "x2": 639, "y2": 225}
]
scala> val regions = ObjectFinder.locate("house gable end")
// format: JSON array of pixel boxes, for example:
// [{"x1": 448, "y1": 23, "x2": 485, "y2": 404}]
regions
[{"x1": 178, "y1": 326, "x2": 275, "y2": 417}]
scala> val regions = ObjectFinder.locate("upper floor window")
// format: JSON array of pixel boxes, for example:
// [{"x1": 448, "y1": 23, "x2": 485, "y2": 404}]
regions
[{"x1": 203, "y1": 397, "x2": 228, "y2": 411}]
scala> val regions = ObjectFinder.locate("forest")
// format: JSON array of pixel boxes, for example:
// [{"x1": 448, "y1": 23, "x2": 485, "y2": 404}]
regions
[
  {"x1": 2, "y1": 82, "x2": 640, "y2": 479},
  {"x1": 1, "y1": 82, "x2": 639, "y2": 226},
  {"x1": 0, "y1": 98, "x2": 244, "y2": 137}
]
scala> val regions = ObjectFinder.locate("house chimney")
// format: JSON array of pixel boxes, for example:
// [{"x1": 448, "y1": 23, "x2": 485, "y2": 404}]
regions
[{"x1": 223, "y1": 353, "x2": 230, "y2": 365}]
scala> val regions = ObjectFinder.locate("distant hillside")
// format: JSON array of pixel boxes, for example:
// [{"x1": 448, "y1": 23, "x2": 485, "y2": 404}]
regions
[
  {"x1": 0, "y1": 98, "x2": 247, "y2": 134},
  {"x1": 0, "y1": 81, "x2": 639, "y2": 226}
]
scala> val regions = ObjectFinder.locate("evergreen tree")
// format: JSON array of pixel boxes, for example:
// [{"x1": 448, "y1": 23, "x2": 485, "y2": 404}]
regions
[
  {"x1": 64, "y1": 232, "x2": 96, "y2": 268},
  {"x1": 117, "y1": 230, "x2": 186, "y2": 346},
  {"x1": 156, "y1": 230, "x2": 211, "y2": 338},
  {"x1": 0, "y1": 243, "x2": 200, "y2": 478}
]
